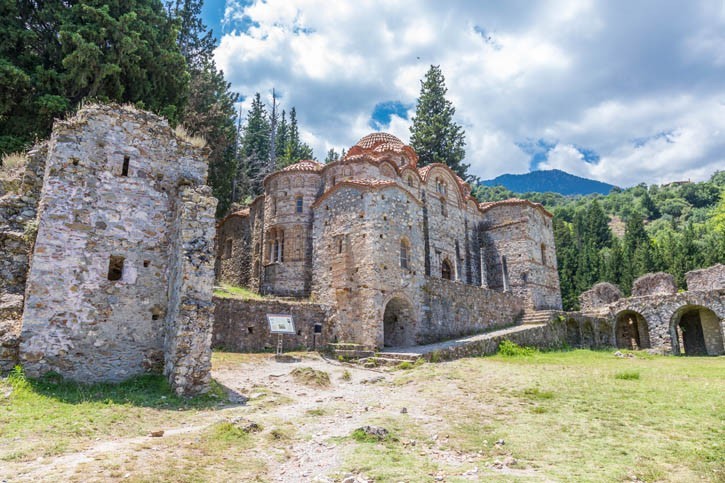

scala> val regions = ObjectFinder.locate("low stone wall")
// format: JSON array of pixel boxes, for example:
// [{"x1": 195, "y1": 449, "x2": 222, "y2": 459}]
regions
[
  {"x1": 419, "y1": 278, "x2": 524, "y2": 345},
  {"x1": 422, "y1": 322, "x2": 565, "y2": 362},
  {"x1": 213, "y1": 297, "x2": 330, "y2": 352},
  {"x1": 632, "y1": 272, "x2": 677, "y2": 297},
  {"x1": 686, "y1": 264, "x2": 724, "y2": 291}
]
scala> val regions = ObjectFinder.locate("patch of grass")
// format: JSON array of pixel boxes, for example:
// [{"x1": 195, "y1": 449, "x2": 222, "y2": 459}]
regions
[
  {"x1": 305, "y1": 408, "x2": 326, "y2": 417},
  {"x1": 174, "y1": 125, "x2": 207, "y2": 148},
  {"x1": 351, "y1": 427, "x2": 390, "y2": 443},
  {"x1": 397, "y1": 361, "x2": 413, "y2": 370},
  {"x1": 0, "y1": 151, "x2": 26, "y2": 175},
  {"x1": 520, "y1": 387, "x2": 555, "y2": 400},
  {"x1": 207, "y1": 421, "x2": 251, "y2": 443},
  {"x1": 290, "y1": 367, "x2": 330, "y2": 387},
  {"x1": 497, "y1": 339, "x2": 538, "y2": 357},
  {"x1": 213, "y1": 283, "x2": 265, "y2": 300},
  {"x1": 614, "y1": 370, "x2": 641, "y2": 380},
  {"x1": 340, "y1": 369, "x2": 352, "y2": 381}
]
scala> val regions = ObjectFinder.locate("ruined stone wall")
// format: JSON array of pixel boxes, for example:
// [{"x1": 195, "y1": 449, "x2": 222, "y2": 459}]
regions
[
  {"x1": 17, "y1": 105, "x2": 217, "y2": 395},
  {"x1": 419, "y1": 278, "x2": 524, "y2": 344},
  {"x1": 247, "y1": 197, "x2": 265, "y2": 292},
  {"x1": 0, "y1": 143, "x2": 48, "y2": 372},
  {"x1": 686, "y1": 264, "x2": 725, "y2": 291},
  {"x1": 213, "y1": 297, "x2": 330, "y2": 351},
  {"x1": 579, "y1": 282, "x2": 623, "y2": 313},
  {"x1": 631, "y1": 272, "x2": 677, "y2": 297},
  {"x1": 215, "y1": 214, "x2": 250, "y2": 287},
  {"x1": 163, "y1": 186, "x2": 217, "y2": 395}
]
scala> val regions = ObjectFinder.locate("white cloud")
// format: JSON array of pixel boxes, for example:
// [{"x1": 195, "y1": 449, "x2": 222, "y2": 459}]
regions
[{"x1": 216, "y1": 0, "x2": 725, "y2": 186}]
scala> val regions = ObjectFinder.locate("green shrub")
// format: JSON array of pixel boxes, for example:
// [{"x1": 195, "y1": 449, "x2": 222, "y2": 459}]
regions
[
  {"x1": 498, "y1": 340, "x2": 538, "y2": 357},
  {"x1": 614, "y1": 370, "x2": 640, "y2": 380}
]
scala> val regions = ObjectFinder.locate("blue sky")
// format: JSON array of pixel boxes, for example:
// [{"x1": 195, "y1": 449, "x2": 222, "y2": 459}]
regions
[{"x1": 204, "y1": 0, "x2": 725, "y2": 186}]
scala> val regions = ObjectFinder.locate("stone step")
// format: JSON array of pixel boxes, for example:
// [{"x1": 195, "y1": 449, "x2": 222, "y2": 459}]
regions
[
  {"x1": 332, "y1": 349, "x2": 376, "y2": 359},
  {"x1": 328, "y1": 342, "x2": 368, "y2": 350},
  {"x1": 375, "y1": 351, "x2": 422, "y2": 362},
  {"x1": 358, "y1": 356, "x2": 415, "y2": 368}
]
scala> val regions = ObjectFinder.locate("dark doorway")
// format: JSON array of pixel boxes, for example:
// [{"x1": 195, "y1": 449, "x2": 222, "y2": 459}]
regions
[
  {"x1": 383, "y1": 297, "x2": 415, "y2": 347},
  {"x1": 615, "y1": 311, "x2": 651, "y2": 350},
  {"x1": 673, "y1": 308, "x2": 709, "y2": 356}
]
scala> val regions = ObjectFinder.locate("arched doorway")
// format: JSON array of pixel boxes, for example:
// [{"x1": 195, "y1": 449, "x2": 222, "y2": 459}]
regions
[
  {"x1": 614, "y1": 311, "x2": 651, "y2": 350},
  {"x1": 671, "y1": 305, "x2": 724, "y2": 356},
  {"x1": 383, "y1": 297, "x2": 415, "y2": 347},
  {"x1": 441, "y1": 259, "x2": 453, "y2": 280}
]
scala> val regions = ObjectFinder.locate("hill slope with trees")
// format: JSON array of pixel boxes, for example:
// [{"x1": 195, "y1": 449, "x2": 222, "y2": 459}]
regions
[
  {"x1": 481, "y1": 169, "x2": 616, "y2": 196},
  {"x1": 473, "y1": 172, "x2": 725, "y2": 310}
]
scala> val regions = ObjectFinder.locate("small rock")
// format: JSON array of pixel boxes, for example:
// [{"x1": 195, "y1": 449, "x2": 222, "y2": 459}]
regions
[
  {"x1": 230, "y1": 417, "x2": 261, "y2": 433},
  {"x1": 495, "y1": 439, "x2": 505, "y2": 446},
  {"x1": 356, "y1": 425, "x2": 389, "y2": 440},
  {"x1": 614, "y1": 350, "x2": 624, "y2": 358},
  {"x1": 400, "y1": 407, "x2": 408, "y2": 414},
  {"x1": 149, "y1": 430, "x2": 164, "y2": 437}
]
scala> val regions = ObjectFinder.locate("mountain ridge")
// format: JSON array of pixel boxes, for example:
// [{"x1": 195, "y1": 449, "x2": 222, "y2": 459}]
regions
[{"x1": 481, "y1": 169, "x2": 616, "y2": 195}]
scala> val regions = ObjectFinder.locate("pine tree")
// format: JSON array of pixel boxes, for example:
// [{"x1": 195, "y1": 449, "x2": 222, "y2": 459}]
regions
[
  {"x1": 325, "y1": 148, "x2": 341, "y2": 163},
  {"x1": 166, "y1": 0, "x2": 215, "y2": 68},
  {"x1": 409, "y1": 65, "x2": 468, "y2": 179},
  {"x1": 240, "y1": 93, "x2": 271, "y2": 195},
  {"x1": 275, "y1": 110, "x2": 289, "y2": 161}
]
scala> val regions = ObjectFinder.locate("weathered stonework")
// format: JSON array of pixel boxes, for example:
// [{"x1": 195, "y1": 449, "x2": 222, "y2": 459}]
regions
[
  {"x1": 13, "y1": 104, "x2": 217, "y2": 396},
  {"x1": 578, "y1": 267, "x2": 724, "y2": 356},
  {"x1": 685, "y1": 264, "x2": 724, "y2": 292},
  {"x1": 217, "y1": 133, "x2": 562, "y2": 350},
  {"x1": 213, "y1": 297, "x2": 330, "y2": 352},
  {"x1": 631, "y1": 272, "x2": 677, "y2": 297},
  {"x1": 579, "y1": 282, "x2": 623, "y2": 313}
]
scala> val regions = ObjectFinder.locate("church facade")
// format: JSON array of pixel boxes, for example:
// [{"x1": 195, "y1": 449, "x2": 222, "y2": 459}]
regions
[{"x1": 216, "y1": 133, "x2": 561, "y2": 348}]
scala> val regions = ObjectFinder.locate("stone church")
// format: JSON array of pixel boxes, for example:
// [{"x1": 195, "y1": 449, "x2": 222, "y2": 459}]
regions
[{"x1": 217, "y1": 133, "x2": 562, "y2": 349}]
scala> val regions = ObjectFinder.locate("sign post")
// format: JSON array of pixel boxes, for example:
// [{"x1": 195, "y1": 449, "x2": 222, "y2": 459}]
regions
[{"x1": 266, "y1": 314, "x2": 296, "y2": 357}]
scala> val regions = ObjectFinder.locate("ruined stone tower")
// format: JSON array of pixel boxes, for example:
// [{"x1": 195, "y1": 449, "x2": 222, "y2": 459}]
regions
[{"x1": 17, "y1": 104, "x2": 218, "y2": 396}]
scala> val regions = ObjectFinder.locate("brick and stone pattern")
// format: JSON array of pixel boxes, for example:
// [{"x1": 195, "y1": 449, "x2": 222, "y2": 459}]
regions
[
  {"x1": 16, "y1": 104, "x2": 217, "y2": 395},
  {"x1": 215, "y1": 211, "x2": 251, "y2": 287},
  {"x1": 686, "y1": 264, "x2": 725, "y2": 291},
  {"x1": 631, "y1": 272, "x2": 677, "y2": 297},
  {"x1": 217, "y1": 132, "x2": 565, "y2": 350},
  {"x1": 213, "y1": 297, "x2": 330, "y2": 351}
]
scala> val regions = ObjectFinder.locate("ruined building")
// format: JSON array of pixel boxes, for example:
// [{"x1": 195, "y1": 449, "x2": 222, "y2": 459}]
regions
[
  {"x1": 1, "y1": 105, "x2": 217, "y2": 396},
  {"x1": 216, "y1": 133, "x2": 561, "y2": 349}
]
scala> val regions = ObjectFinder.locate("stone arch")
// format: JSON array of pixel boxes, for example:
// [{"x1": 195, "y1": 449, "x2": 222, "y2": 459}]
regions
[
  {"x1": 565, "y1": 319, "x2": 580, "y2": 347},
  {"x1": 614, "y1": 310, "x2": 651, "y2": 350},
  {"x1": 670, "y1": 305, "x2": 724, "y2": 356},
  {"x1": 382, "y1": 294, "x2": 416, "y2": 347},
  {"x1": 379, "y1": 162, "x2": 397, "y2": 178}
]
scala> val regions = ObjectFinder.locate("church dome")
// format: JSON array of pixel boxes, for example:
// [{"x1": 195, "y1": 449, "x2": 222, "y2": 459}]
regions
[{"x1": 354, "y1": 132, "x2": 405, "y2": 151}]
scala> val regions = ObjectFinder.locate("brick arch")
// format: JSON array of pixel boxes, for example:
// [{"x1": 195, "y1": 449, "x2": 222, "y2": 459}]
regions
[{"x1": 669, "y1": 304, "x2": 724, "y2": 356}]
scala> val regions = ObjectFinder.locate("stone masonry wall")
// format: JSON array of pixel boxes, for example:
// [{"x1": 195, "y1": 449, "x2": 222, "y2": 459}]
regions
[
  {"x1": 419, "y1": 277, "x2": 524, "y2": 344},
  {"x1": 215, "y1": 214, "x2": 250, "y2": 287},
  {"x1": 686, "y1": 264, "x2": 725, "y2": 291},
  {"x1": 213, "y1": 297, "x2": 330, "y2": 352},
  {"x1": 17, "y1": 105, "x2": 217, "y2": 395},
  {"x1": 163, "y1": 185, "x2": 217, "y2": 396},
  {"x1": 0, "y1": 143, "x2": 48, "y2": 372}
]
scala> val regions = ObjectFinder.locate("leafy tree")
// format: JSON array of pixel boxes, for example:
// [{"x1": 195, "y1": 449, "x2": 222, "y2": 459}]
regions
[
  {"x1": 325, "y1": 148, "x2": 341, "y2": 163},
  {"x1": 409, "y1": 65, "x2": 468, "y2": 179}
]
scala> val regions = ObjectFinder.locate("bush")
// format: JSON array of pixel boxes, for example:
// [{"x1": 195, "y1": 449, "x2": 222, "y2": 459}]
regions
[
  {"x1": 614, "y1": 370, "x2": 640, "y2": 380},
  {"x1": 498, "y1": 340, "x2": 538, "y2": 357}
]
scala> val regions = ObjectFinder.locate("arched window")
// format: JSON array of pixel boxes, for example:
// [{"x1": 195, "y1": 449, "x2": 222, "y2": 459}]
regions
[
  {"x1": 540, "y1": 243, "x2": 546, "y2": 266},
  {"x1": 441, "y1": 259, "x2": 453, "y2": 280},
  {"x1": 400, "y1": 239, "x2": 410, "y2": 269},
  {"x1": 267, "y1": 228, "x2": 285, "y2": 263},
  {"x1": 436, "y1": 177, "x2": 447, "y2": 195},
  {"x1": 295, "y1": 195, "x2": 303, "y2": 213},
  {"x1": 440, "y1": 197, "x2": 447, "y2": 217},
  {"x1": 271, "y1": 197, "x2": 277, "y2": 216},
  {"x1": 407, "y1": 176, "x2": 414, "y2": 187}
]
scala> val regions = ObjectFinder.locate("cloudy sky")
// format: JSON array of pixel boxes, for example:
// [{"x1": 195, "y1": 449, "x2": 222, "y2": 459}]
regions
[{"x1": 203, "y1": 0, "x2": 725, "y2": 187}]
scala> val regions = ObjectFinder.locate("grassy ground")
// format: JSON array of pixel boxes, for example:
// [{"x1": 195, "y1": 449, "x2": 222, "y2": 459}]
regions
[
  {"x1": 213, "y1": 283, "x2": 266, "y2": 300},
  {"x1": 1, "y1": 349, "x2": 723, "y2": 482}
]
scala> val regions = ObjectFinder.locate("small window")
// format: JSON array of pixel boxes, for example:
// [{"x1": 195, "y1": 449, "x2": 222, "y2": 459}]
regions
[
  {"x1": 440, "y1": 197, "x2": 447, "y2": 217},
  {"x1": 143, "y1": 260, "x2": 150, "y2": 268},
  {"x1": 107, "y1": 255, "x2": 124, "y2": 281},
  {"x1": 337, "y1": 237, "x2": 344, "y2": 254},
  {"x1": 295, "y1": 195, "x2": 303, "y2": 213},
  {"x1": 407, "y1": 176, "x2": 414, "y2": 187},
  {"x1": 540, "y1": 243, "x2": 546, "y2": 266},
  {"x1": 247, "y1": 327, "x2": 254, "y2": 334},
  {"x1": 271, "y1": 198, "x2": 277, "y2": 216},
  {"x1": 400, "y1": 239, "x2": 410, "y2": 269},
  {"x1": 441, "y1": 259, "x2": 453, "y2": 280},
  {"x1": 121, "y1": 156, "x2": 130, "y2": 176}
]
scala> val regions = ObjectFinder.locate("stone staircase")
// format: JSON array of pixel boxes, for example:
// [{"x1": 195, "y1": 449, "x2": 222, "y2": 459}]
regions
[
  {"x1": 328, "y1": 342, "x2": 423, "y2": 367},
  {"x1": 519, "y1": 309, "x2": 560, "y2": 325}
]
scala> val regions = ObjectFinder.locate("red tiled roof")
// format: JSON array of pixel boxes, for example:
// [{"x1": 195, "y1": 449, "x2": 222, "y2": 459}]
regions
[
  {"x1": 478, "y1": 198, "x2": 553, "y2": 217},
  {"x1": 280, "y1": 159, "x2": 324, "y2": 173},
  {"x1": 354, "y1": 132, "x2": 404, "y2": 150}
]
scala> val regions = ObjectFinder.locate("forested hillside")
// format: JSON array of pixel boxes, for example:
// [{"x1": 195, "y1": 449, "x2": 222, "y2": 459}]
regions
[
  {"x1": 473, "y1": 172, "x2": 725, "y2": 310},
  {"x1": 481, "y1": 169, "x2": 616, "y2": 196}
]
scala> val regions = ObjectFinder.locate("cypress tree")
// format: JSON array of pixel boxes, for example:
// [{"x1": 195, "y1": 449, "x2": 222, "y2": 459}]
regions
[
  {"x1": 409, "y1": 65, "x2": 468, "y2": 179},
  {"x1": 240, "y1": 93, "x2": 271, "y2": 196}
]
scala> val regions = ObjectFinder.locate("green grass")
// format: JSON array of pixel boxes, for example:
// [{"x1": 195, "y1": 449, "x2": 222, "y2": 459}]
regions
[
  {"x1": 213, "y1": 283, "x2": 266, "y2": 300},
  {"x1": 0, "y1": 366, "x2": 225, "y2": 462},
  {"x1": 290, "y1": 367, "x2": 330, "y2": 387},
  {"x1": 614, "y1": 369, "x2": 641, "y2": 380}
]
